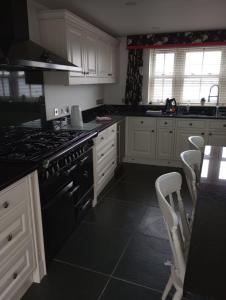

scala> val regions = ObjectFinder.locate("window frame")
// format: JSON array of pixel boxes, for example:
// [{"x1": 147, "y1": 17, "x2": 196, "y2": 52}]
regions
[{"x1": 147, "y1": 46, "x2": 226, "y2": 106}]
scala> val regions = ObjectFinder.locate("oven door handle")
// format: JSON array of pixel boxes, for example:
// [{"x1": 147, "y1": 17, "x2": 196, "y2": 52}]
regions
[
  {"x1": 82, "y1": 199, "x2": 91, "y2": 211},
  {"x1": 64, "y1": 164, "x2": 78, "y2": 176},
  {"x1": 80, "y1": 156, "x2": 89, "y2": 165},
  {"x1": 69, "y1": 185, "x2": 80, "y2": 197}
]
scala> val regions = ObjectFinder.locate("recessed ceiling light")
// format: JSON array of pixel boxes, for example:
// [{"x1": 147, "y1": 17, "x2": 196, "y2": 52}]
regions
[{"x1": 125, "y1": 1, "x2": 137, "y2": 6}]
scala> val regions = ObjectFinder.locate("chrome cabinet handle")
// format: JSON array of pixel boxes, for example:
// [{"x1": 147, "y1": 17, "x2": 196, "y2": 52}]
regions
[
  {"x1": 201, "y1": 132, "x2": 205, "y2": 135},
  {"x1": 189, "y1": 123, "x2": 193, "y2": 126},
  {"x1": 151, "y1": 130, "x2": 155, "y2": 133},
  {"x1": 209, "y1": 132, "x2": 212, "y2": 136},
  {"x1": 13, "y1": 273, "x2": 18, "y2": 280},
  {"x1": 164, "y1": 122, "x2": 168, "y2": 125},
  {"x1": 169, "y1": 131, "x2": 173, "y2": 133},
  {"x1": 69, "y1": 185, "x2": 80, "y2": 197},
  {"x1": 140, "y1": 121, "x2": 144, "y2": 124},
  {"x1": 101, "y1": 136, "x2": 104, "y2": 140}
]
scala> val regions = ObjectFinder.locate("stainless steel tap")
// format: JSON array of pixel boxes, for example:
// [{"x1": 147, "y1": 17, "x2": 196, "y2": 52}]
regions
[{"x1": 208, "y1": 84, "x2": 219, "y2": 116}]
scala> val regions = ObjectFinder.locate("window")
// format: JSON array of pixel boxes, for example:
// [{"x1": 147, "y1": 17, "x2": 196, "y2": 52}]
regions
[
  {"x1": 148, "y1": 46, "x2": 226, "y2": 105},
  {"x1": 0, "y1": 71, "x2": 10, "y2": 97}
]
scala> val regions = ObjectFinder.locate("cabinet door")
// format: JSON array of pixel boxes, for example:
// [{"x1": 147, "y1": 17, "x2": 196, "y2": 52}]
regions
[
  {"x1": 175, "y1": 130, "x2": 207, "y2": 160},
  {"x1": 98, "y1": 41, "x2": 111, "y2": 77},
  {"x1": 85, "y1": 34, "x2": 98, "y2": 77},
  {"x1": 157, "y1": 128, "x2": 174, "y2": 160},
  {"x1": 208, "y1": 132, "x2": 226, "y2": 146},
  {"x1": 67, "y1": 26, "x2": 84, "y2": 77},
  {"x1": 127, "y1": 128, "x2": 156, "y2": 159}
]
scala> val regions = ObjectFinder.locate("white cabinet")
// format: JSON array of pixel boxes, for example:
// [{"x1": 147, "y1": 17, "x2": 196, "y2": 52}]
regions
[
  {"x1": 0, "y1": 172, "x2": 46, "y2": 300},
  {"x1": 157, "y1": 118, "x2": 175, "y2": 162},
  {"x1": 125, "y1": 116, "x2": 226, "y2": 167},
  {"x1": 39, "y1": 10, "x2": 118, "y2": 85},
  {"x1": 126, "y1": 117, "x2": 156, "y2": 162},
  {"x1": 93, "y1": 124, "x2": 117, "y2": 206}
]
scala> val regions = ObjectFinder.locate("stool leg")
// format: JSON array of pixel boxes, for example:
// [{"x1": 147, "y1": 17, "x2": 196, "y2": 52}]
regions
[
  {"x1": 172, "y1": 287, "x2": 183, "y2": 300},
  {"x1": 162, "y1": 274, "x2": 173, "y2": 300}
]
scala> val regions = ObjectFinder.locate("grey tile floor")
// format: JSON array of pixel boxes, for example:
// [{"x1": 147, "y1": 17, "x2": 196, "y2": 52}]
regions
[{"x1": 22, "y1": 163, "x2": 192, "y2": 300}]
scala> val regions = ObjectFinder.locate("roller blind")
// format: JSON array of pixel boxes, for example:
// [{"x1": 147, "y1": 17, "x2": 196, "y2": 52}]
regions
[{"x1": 148, "y1": 46, "x2": 226, "y2": 105}]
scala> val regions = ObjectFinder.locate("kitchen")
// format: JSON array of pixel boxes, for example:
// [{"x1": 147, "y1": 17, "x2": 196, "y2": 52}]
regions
[{"x1": 0, "y1": 0, "x2": 226, "y2": 299}]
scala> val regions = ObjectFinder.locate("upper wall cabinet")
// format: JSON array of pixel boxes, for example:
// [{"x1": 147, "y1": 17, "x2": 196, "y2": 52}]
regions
[{"x1": 39, "y1": 10, "x2": 119, "y2": 85}]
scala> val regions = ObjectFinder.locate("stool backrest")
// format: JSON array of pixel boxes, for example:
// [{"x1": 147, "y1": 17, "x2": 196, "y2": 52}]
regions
[
  {"x1": 188, "y1": 136, "x2": 205, "y2": 152},
  {"x1": 180, "y1": 150, "x2": 201, "y2": 205},
  {"x1": 155, "y1": 172, "x2": 186, "y2": 281}
]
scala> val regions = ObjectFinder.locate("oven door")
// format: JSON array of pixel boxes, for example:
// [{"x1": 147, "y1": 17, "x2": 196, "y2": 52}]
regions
[
  {"x1": 78, "y1": 148, "x2": 93, "y2": 199},
  {"x1": 42, "y1": 181, "x2": 76, "y2": 264}
]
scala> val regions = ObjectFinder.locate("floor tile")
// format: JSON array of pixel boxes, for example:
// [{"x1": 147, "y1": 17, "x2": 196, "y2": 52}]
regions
[
  {"x1": 114, "y1": 234, "x2": 171, "y2": 291},
  {"x1": 138, "y1": 206, "x2": 168, "y2": 240},
  {"x1": 85, "y1": 197, "x2": 147, "y2": 232},
  {"x1": 100, "y1": 278, "x2": 162, "y2": 300},
  {"x1": 122, "y1": 163, "x2": 183, "y2": 185},
  {"x1": 22, "y1": 261, "x2": 108, "y2": 300},
  {"x1": 105, "y1": 181, "x2": 158, "y2": 207},
  {"x1": 56, "y1": 222, "x2": 131, "y2": 275}
]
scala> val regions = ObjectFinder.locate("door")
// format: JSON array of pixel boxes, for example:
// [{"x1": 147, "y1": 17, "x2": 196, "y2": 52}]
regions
[
  {"x1": 157, "y1": 128, "x2": 174, "y2": 160},
  {"x1": 127, "y1": 128, "x2": 156, "y2": 159},
  {"x1": 98, "y1": 40, "x2": 110, "y2": 77},
  {"x1": 85, "y1": 34, "x2": 98, "y2": 77},
  {"x1": 67, "y1": 26, "x2": 84, "y2": 77}
]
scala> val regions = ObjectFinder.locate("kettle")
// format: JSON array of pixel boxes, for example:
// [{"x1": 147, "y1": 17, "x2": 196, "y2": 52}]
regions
[{"x1": 164, "y1": 98, "x2": 177, "y2": 113}]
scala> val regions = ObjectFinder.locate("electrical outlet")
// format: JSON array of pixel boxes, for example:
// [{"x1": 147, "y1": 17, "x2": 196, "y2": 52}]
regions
[
  {"x1": 54, "y1": 108, "x2": 59, "y2": 116},
  {"x1": 60, "y1": 106, "x2": 70, "y2": 115}
]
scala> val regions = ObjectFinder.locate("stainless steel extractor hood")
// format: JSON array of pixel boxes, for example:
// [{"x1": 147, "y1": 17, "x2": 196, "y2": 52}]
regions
[{"x1": 0, "y1": 0, "x2": 82, "y2": 72}]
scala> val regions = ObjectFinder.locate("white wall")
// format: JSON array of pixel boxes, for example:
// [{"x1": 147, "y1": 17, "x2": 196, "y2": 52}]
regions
[
  {"x1": 28, "y1": 0, "x2": 104, "y2": 120},
  {"x1": 44, "y1": 85, "x2": 103, "y2": 120},
  {"x1": 104, "y1": 37, "x2": 128, "y2": 105}
]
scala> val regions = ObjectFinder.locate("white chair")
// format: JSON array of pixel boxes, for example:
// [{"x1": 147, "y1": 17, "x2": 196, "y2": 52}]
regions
[
  {"x1": 188, "y1": 135, "x2": 205, "y2": 153},
  {"x1": 155, "y1": 172, "x2": 188, "y2": 300},
  {"x1": 180, "y1": 150, "x2": 202, "y2": 206}
]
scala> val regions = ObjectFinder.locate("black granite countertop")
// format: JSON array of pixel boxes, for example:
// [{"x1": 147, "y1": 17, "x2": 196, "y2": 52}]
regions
[
  {"x1": 0, "y1": 161, "x2": 38, "y2": 192},
  {"x1": 82, "y1": 104, "x2": 226, "y2": 122}
]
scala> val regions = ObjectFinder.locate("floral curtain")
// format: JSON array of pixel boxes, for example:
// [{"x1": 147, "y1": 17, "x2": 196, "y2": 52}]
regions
[
  {"x1": 127, "y1": 29, "x2": 226, "y2": 49},
  {"x1": 125, "y1": 49, "x2": 143, "y2": 105}
]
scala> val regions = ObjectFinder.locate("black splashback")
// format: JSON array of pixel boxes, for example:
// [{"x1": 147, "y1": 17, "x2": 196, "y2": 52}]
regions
[{"x1": 0, "y1": 70, "x2": 46, "y2": 126}]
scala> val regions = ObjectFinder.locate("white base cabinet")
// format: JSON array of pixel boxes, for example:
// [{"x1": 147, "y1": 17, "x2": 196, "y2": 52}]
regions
[
  {"x1": 125, "y1": 117, "x2": 226, "y2": 167},
  {"x1": 93, "y1": 124, "x2": 117, "y2": 206},
  {"x1": 0, "y1": 172, "x2": 46, "y2": 300},
  {"x1": 39, "y1": 10, "x2": 118, "y2": 85}
]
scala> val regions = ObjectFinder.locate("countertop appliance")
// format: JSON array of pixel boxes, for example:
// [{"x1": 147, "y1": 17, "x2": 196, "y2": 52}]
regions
[
  {"x1": 164, "y1": 98, "x2": 177, "y2": 113},
  {"x1": 0, "y1": 127, "x2": 97, "y2": 263},
  {"x1": 0, "y1": 0, "x2": 82, "y2": 72}
]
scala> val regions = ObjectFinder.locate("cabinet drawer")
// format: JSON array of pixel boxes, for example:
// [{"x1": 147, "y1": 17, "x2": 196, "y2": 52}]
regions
[
  {"x1": 209, "y1": 120, "x2": 226, "y2": 130},
  {"x1": 0, "y1": 203, "x2": 31, "y2": 264},
  {"x1": 95, "y1": 124, "x2": 117, "y2": 145},
  {"x1": 97, "y1": 154, "x2": 116, "y2": 184},
  {"x1": 97, "y1": 149, "x2": 116, "y2": 174},
  {"x1": 128, "y1": 117, "x2": 156, "y2": 129},
  {"x1": 96, "y1": 138, "x2": 116, "y2": 164},
  {"x1": 158, "y1": 118, "x2": 174, "y2": 127},
  {"x1": 177, "y1": 119, "x2": 206, "y2": 129},
  {"x1": 0, "y1": 240, "x2": 35, "y2": 300},
  {"x1": 0, "y1": 178, "x2": 30, "y2": 219}
]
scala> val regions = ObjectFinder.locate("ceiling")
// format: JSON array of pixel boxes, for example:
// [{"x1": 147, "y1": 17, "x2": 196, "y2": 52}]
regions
[{"x1": 36, "y1": 0, "x2": 226, "y2": 37}]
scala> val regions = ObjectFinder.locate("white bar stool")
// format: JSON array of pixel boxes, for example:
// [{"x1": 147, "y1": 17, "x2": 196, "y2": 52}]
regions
[
  {"x1": 155, "y1": 172, "x2": 188, "y2": 300},
  {"x1": 188, "y1": 136, "x2": 205, "y2": 153}
]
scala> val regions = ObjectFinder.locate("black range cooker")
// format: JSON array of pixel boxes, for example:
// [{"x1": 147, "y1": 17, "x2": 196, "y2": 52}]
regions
[{"x1": 0, "y1": 126, "x2": 97, "y2": 263}]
